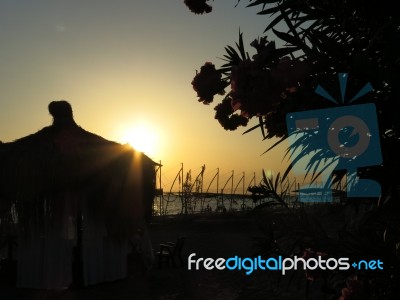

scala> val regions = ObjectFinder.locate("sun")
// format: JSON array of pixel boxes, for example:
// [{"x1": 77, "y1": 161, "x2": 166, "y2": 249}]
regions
[{"x1": 121, "y1": 124, "x2": 158, "y2": 157}]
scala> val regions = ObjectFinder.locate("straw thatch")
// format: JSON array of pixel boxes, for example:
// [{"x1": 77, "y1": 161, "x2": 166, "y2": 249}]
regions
[{"x1": 0, "y1": 101, "x2": 156, "y2": 239}]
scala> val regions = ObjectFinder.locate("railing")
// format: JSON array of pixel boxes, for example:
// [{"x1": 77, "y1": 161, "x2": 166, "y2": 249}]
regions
[{"x1": 153, "y1": 162, "x2": 259, "y2": 216}]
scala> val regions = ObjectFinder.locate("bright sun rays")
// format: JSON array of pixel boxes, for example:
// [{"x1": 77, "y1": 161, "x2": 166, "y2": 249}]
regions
[{"x1": 120, "y1": 123, "x2": 159, "y2": 158}]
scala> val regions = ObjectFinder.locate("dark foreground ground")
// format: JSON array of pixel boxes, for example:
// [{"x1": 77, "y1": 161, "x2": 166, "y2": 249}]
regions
[{"x1": 0, "y1": 213, "x2": 315, "y2": 300}]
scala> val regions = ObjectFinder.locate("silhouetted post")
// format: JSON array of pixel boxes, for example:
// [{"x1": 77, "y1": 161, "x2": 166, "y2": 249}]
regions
[{"x1": 72, "y1": 197, "x2": 84, "y2": 288}]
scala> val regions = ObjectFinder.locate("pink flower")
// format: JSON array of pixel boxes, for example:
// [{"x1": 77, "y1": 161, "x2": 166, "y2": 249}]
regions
[
  {"x1": 184, "y1": 0, "x2": 212, "y2": 15},
  {"x1": 339, "y1": 287, "x2": 352, "y2": 300},
  {"x1": 270, "y1": 56, "x2": 309, "y2": 88},
  {"x1": 214, "y1": 97, "x2": 248, "y2": 130},
  {"x1": 301, "y1": 248, "x2": 328, "y2": 281},
  {"x1": 230, "y1": 59, "x2": 282, "y2": 117},
  {"x1": 191, "y1": 62, "x2": 226, "y2": 104},
  {"x1": 231, "y1": 99, "x2": 241, "y2": 111},
  {"x1": 229, "y1": 54, "x2": 309, "y2": 121},
  {"x1": 338, "y1": 276, "x2": 368, "y2": 300},
  {"x1": 250, "y1": 37, "x2": 276, "y2": 65}
]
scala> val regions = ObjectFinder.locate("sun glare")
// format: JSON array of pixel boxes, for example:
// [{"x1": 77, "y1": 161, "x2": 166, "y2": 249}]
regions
[{"x1": 121, "y1": 124, "x2": 158, "y2": 157}]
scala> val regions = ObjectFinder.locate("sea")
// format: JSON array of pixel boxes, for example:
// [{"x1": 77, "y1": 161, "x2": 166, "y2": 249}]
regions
[
  {"x1": 152, "y1": 192, "x2": 341, "y2": 216},
  {"x1": 152, "y1": 193, "x2": 255, "y2": 216}
]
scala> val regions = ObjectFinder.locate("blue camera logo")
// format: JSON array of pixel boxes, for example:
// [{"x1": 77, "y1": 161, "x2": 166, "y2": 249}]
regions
[{"x1": 286, "y1": 73, "x2": 382, "y2": 202}]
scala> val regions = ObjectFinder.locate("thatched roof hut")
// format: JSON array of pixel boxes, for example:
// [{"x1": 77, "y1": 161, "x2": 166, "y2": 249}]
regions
[{"x1": 0, "y1": 101, "x2": 157, "y2": 288}]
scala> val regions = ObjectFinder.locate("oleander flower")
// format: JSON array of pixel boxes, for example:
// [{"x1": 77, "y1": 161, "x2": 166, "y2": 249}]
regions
[
  {"x1": 229, "y1": 54, "x2": 309, "y2": 126},
  {"x1": 250, "y1": 37, "x2": 276, "y2": 66},
  {"x1": 301, "y1": 248, "x2": 328, "y2": 281},
  {"x1": 214, "y1": 97, "x2": 248, "y2": 130},
  {"x1": 184, "y1": 0, "x2": 213, "y2": 15},
  {"x1": 271, "y1": 56, "x2": 310, "y2": 89},
  {"x1": 192, "y1": 62, "x2": 226, "y2": 104},
  {"x1": 338, "y1": 276, "x2": 368, "y2": 300},
  {"x1": 190, "y1": 34, "x2": 311, "y2": 134},
  {"x1": 230, "y1": 59, "x2": 280, "y2": 117},
  {"x1": 263, "y1": 111, "x2": 287, "y2": 138}
]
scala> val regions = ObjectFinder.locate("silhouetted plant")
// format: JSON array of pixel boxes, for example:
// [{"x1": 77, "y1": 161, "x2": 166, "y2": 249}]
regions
[
  {"x1": 186, "y1": 1, "x2": 400, "y2": 299},
  {"x1": 248, "y1": 170, "x2": 294, "y2": 208},
  {"x1": 186, "y1": 0, "x2": 400, "y2": 188}
]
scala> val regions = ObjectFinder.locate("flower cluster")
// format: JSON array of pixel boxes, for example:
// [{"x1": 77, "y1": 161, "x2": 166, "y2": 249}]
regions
[
  {"x1": 191, "y1": 62, "x2": 226, "y2": 104},
  {"x1": 214, "y1": 96, "x2": 248, "y2": 130},
  {"x1": 184, "y1": 0, "x2": 213, "y2": 15},
  {"x1": 230, "y1": 59, "x2": 278, "y2": 117},
  {"x1": 191, "y1": 37, "x2": 310, "y2": 134},
  {"x1": 338, "y1": 276, "x2": 368, "y2": 300},
  {"x1": 301, "y1": 248, "x2": 328, "y2": 281},
  {"x1": 230, "y1": 40, "x2": 309, "y2": 120}
]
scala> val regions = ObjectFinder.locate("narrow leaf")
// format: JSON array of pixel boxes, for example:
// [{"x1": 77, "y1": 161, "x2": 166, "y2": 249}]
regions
[
  {"x1": 264, "y1": 13, "x2": 285, "y2": 32},
  {"x1": 262, "y1": 135, "x2": 288, "y2": 155},
  {"x1": 272, "y1": 28, "x2": 311, "y2": 54}
]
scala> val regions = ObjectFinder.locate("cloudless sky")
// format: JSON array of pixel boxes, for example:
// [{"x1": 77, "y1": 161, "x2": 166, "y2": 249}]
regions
[{"x1": 0, "y1": 0, "x2": 290, "y2": 191}]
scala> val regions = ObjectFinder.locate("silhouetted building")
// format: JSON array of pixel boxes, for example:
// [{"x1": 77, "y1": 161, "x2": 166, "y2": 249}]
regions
[{"x1": 0, "y1": 101, "x2": 157, "y2": 288}]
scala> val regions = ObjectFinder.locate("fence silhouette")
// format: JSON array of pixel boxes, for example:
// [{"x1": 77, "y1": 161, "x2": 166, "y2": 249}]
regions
[
  {"x1": 153, "y1": 162, "x2": 267, "y2": 215},
  {"x1": 153, "y1": 162, "x2": 345, "y2": 215}
]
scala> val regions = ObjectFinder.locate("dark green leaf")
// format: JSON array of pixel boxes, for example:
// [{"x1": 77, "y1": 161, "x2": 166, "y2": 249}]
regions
[
  {"x1": 272, "y1": 28, "x2": 311, "y2": 54},
  {"x1": 236, "y1": 31, "x2": 248, "y2": 61},
  {"x1": 257, "y1": 6, "x2": 280, "y2": 15},
  {"x1": 247, "y1": 0, "x2": 279, "y2": 8},
  {"x1": 259, "y1": 116, "x2": 266, "y2": 139},
  {"x1": 274, "y1": 172, "x2": 280, "y2": 191},
  {"x1": 264, "y1": 13, "x2": 286, "y2": 32},
  {"x1": 262, "y1": 135, "x2": 287, "y2": 155},
  {"x1": 242, "y1": 122, "x2": 263, "y2": 135},
  {"x1": 271, "y1": 47, "x2": 299, "y2": 59},
  {"x1": 281, "y1": 162, "x2": 293, "y2": 184}
]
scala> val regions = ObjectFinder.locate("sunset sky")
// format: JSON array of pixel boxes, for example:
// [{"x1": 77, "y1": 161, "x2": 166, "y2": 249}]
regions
[{"x1": 0, "y1": 1, "x2": 290, "y2": 191}]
